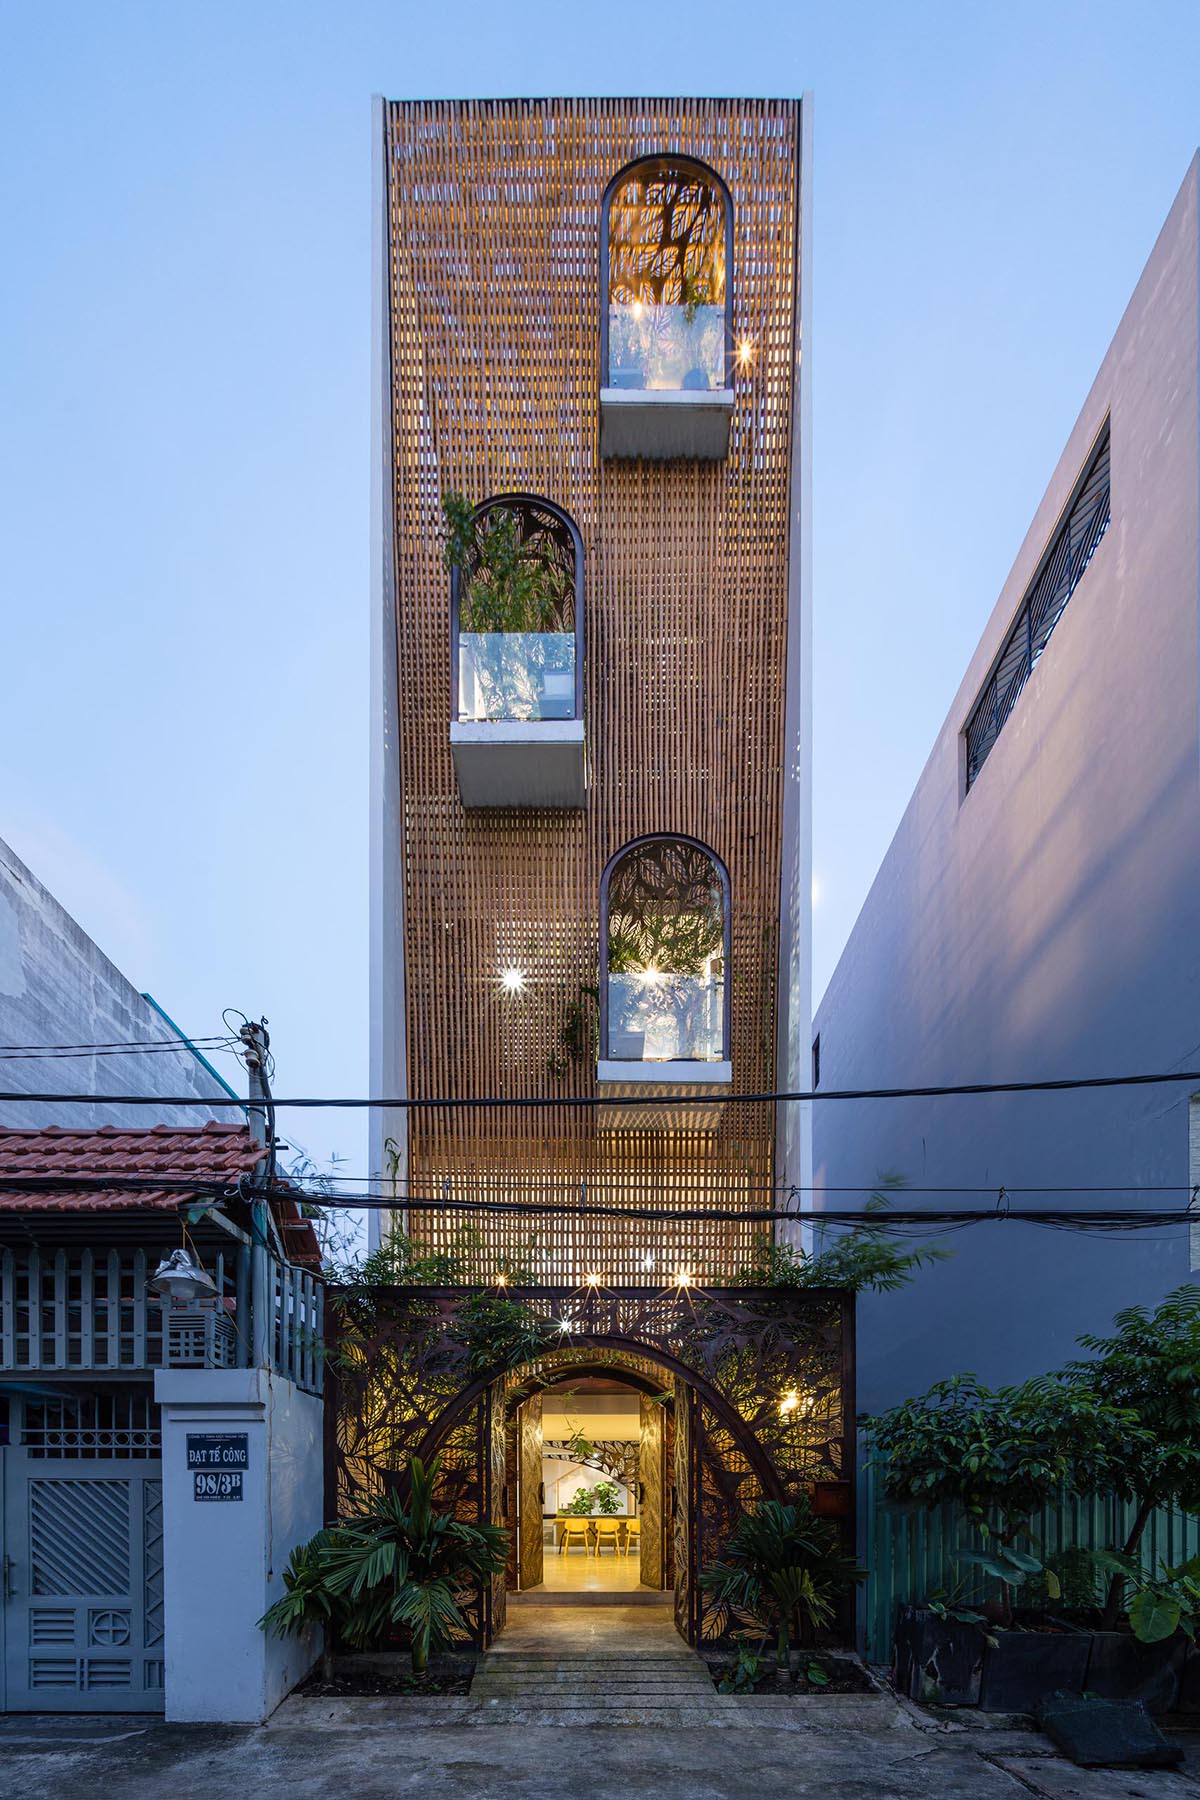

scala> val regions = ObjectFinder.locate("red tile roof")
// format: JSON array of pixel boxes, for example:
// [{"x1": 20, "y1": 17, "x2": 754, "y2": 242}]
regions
[{"x1": 0, "y1": 1122, "x2": 268, "y2": 1211}]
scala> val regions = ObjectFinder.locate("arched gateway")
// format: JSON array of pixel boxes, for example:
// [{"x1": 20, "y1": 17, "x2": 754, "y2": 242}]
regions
[{"x1": 326, "y1": 1281, "x2": 853, "y2": 1647}]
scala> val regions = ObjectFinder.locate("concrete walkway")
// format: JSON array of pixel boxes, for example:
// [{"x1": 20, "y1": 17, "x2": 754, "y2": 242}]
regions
[
  {"x1": 472, "y1": 1593, "x2": 716, "y2": 1720},
  {"x1": 3, "y1": 1709, "x2": 1200, "y2": 1800}
]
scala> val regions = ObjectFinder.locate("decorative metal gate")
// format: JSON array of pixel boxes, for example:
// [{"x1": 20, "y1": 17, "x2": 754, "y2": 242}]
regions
[
  {"x1": 1, "y1": 1391, "x2": 164, "y2": 1711},
  {"x1": 326, "y1": 1283, "x2": 852, "y2": 1648}
]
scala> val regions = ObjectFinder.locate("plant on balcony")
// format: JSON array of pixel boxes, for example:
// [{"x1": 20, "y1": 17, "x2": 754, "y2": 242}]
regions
[
  {"x1": 699, "y1": 1494, "x2": 865, "y2": 1679},
  {"x1": 1061, "y1": 1285, "x2": 1200, "y2": 1628},
  {"x1": 606, "y1": 839, "x2": 725, "y2": 1060},
  {"x1": 442, "y1": 492, "x2": 574, "y2": 720}
]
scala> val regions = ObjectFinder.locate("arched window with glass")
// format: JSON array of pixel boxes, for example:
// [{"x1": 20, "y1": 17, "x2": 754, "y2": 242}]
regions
[
  {"x1": 446, "y1": 493, "x2": 583, "y2": 727},
  {"x1": 600, "y1": 836, "x2": 731, "y2": 1065},
  {"x1": 601, "y1": 155, "x2": 733, "y2": 395}
]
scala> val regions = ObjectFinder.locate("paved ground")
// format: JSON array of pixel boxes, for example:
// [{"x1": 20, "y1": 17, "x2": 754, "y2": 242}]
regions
[
  {"x1": 3, "y1": 1603, "x2": 1200, "y2": 1798},
  {"x1": 4, "y1": 1710, "x2": 1200, "y2": 1800}
]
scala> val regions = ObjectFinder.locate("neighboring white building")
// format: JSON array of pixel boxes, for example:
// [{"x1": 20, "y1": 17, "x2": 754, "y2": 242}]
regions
[
  {"x1": 0, "y1": 834, "x2": 235, "y2": 1126},
  {"x1": 813, "y1": 157, "x2": 1200, "y2": 1413}
]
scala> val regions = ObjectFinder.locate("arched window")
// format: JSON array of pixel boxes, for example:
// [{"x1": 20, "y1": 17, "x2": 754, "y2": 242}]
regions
[
  {"x1": 446, "y1": 493, "x2": 583, "y2": 725},
  {"x1": 601, "y1": 155, "x2": 732, "y2": 395},
  {"x1": 600, "y1": 836, "x2": 730, "y2": 1064}
]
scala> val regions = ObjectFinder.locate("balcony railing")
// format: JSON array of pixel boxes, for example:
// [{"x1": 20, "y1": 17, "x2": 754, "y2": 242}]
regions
[
  {"x1": 0, "y1": 1244, "x2": 323, "y2": 1395},
  {"x1": 607, "y1": 302, "x2": 727, "y2": 394},
  {"x1": 606, "y1": 972, "x2": 725, "y2": 1062},
  {"x1": 457, "y1": 631, "x2": 577, "y2": 724}
]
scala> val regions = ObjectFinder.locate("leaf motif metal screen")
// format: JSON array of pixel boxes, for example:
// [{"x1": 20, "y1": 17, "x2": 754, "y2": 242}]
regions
[{"x1": 327, "y1": 1283, "x2": 851, "y2": 1646}]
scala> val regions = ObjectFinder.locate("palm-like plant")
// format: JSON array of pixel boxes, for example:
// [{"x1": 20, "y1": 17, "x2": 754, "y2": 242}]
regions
[
  {"x1": 264, "y1": 1455, "x2": 508, "y2": 1676},
  {"x1": 259, "y1": 1529, "x2": 347, "y2": 1680},
  {"x1": 319, "y1": 1455, "x2": 508, "y2": 1673},
  {"x1": 700, "y1": 1497, "x2": 864, "y2": 1677}
]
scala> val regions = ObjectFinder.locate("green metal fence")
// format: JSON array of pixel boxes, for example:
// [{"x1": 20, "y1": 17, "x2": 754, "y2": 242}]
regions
[{"x1": 858, "y1": 1455, "x2": 1200, "y2": 1664}]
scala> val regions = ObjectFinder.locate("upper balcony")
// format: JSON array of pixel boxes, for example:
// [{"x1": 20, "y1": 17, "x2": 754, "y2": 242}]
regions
[
  {"x1": 600, "y1": 156, "x2": 735, "y2": 462},
  {"x1": 597, "y1": 835, "x2": 732, "y2": 1128},
  {"x1": 447, "y1": 493, "x2": 586, "y2": 809}
]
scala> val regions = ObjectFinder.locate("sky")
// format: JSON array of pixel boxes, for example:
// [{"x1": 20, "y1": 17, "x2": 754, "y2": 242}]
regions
[{"x1": 2, "y1": 1, "x2": 1199, "y2": 1184}]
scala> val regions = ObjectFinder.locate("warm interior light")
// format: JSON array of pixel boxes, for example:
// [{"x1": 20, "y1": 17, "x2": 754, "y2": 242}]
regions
[
  {"x1": 632, "y1": 299, "x2": 644, "y2": 319},
  {"x1": 585, "y1": 1272, "x2": 601, "y2": 1287},
  {"x1": 496, "y1": 1272, "x2": 507, "y2": 1287},
  {"x1": 641, "y1": 1252, "x2": 655, "y2": 1271},
  {"x1": 779, "y1": 1389, "x2": 800, "y2": 1416},
  {"x1": 558, "y1": 1317, "x2": 575, "y2": 1332},
  {"x1": 500, "y1": 966, "x2": 526, "y2": 994},
  {"x1": 675, "y1": 1268, "x2": 692, "y2": 1289},
  {"x1": 738, "y1": 336, "x2": 753, "y2": 366}
]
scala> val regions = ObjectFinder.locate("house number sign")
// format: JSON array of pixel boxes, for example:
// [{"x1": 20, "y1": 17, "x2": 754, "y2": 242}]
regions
[{"x1": 187, "y1": 1432, "x2": 247, "y2": 1502}]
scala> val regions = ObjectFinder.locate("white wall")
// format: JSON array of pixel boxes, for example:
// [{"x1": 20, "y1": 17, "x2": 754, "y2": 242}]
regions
[
  {"x1": 155, "y1": 1368, "x2": 325, "y2": 1723},
  {"x1": 0, "y1": 835, "x2": 234, "y2": 1127},
  {"x1": 814, "y1": 158, "x2": 1200, "y2": 1412}
]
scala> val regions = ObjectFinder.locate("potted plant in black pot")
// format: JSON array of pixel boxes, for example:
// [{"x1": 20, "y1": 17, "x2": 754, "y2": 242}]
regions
[{"x1": 866, "y1": 1372, "x2": 1136, "y2": 1711}]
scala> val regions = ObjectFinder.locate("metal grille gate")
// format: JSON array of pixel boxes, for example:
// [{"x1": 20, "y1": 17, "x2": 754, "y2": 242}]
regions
[{"x1": 1, "y1": 1392, "x2": 164, "y2": 1711}]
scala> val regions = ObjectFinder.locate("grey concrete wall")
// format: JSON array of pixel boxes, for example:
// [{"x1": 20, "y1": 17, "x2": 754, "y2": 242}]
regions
[
  {"x1": 0, "y1": 834, "x2": 234, "y2": 1127},
  {"x1": 813, "y1": 158, "x2": 1200, "y2": 1414},
  {"x1": 155, "y1": 1369, "x2": 324, "y2": 1721}
]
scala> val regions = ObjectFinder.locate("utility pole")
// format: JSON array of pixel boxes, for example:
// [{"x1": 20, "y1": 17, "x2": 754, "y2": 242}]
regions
[{"x1": 239, "y1": 1019, "x2": 274, "y2": 1369}]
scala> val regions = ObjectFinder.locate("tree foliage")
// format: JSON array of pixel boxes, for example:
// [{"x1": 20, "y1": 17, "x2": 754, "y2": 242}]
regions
[
  {"x1": 733, "y1": 1190, "x2": 950, "y2": 1296},
  {"x1": 1063, "y1": 1285, "x2": 1200, "y2": 1624},
  {"x1": 865, "y1": 1373, "x2": 1140, "y2": 1622}
]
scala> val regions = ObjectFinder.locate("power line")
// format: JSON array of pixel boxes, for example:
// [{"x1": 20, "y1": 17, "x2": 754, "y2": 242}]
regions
[
  {"x1": 4, "y1": 1065, "x2": 1200, "y2": 1109},
  {"x1": 0, "y1": 1173, "x2": 1191, "y2": 1235},
  {"x1": 0, "y1": 1044, "x2": 240, "y2": 1062},
  {"x1": 0, "y1": 1038, "x2": 235, "y2": 1058}
]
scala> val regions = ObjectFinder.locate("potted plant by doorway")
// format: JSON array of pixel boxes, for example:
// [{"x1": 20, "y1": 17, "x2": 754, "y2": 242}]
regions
[
  {"x1": 699, "y1": 1494, "x2": 865, "y2": 1685},
  {"x1": 261, "y1": 1454, "x2": 509, "y2": 1676}
]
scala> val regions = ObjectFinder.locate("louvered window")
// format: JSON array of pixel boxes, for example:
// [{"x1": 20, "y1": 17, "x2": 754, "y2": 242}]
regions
[{"x1": 965, "y1": 423, "x2": 1111, "y2": 790}]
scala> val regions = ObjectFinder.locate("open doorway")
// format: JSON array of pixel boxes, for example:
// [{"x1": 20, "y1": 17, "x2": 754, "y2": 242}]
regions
[{"x1": 514, "y1": 1371, "x2": 670, "y2": 1598}]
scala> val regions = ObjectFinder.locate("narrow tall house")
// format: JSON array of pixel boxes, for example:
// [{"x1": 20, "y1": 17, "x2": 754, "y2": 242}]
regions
[{"x1": 371, "y1": 97, "x2": 813, "y2": 1285}]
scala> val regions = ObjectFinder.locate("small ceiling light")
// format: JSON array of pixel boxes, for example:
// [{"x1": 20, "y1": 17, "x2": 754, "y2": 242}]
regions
[
  {"x1": 585, "y1": 1272, "x2": 601, "y2": 1287},
  {"x1": 738, "y1": 336, "x2": 754, "y2": 367},
  {"x1": 779, "y1": 1389, "x2": 800, "y2": 1416},
  {"x1": 641, "y1": 1252, "x2": 655, "y2": 1271},
  {"x1": 500, "y1": 966, "x2": 527, "y2": 995},
  {"x1": 675, "y1": 1267, "x2": 692, "y2": 1289},
  {"x1": 632, "y1": 299, "x2": 644, "y2": 319},
  {"x1": 149, "y1": 1248, "x2": 218, "y2": 1305},
  {"x1": 639, "y1": 967, "x2": 663, "y2": 986},
  {"x1": 558, "y1": 1317, "x2": 575, "y2": 1333},
  {"x1": 496, "y1": 1272, "x2": 507, "y2": 1287}
]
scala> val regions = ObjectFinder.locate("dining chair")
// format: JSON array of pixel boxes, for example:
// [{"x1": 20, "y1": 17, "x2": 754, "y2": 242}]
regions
[{"x1": 594, "y1": 1517, "x2": 622, "y2": 1556}]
